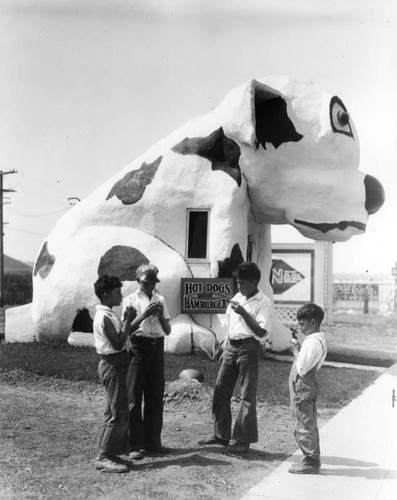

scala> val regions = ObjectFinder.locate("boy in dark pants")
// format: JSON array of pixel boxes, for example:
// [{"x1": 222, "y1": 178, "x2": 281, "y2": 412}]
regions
[
  {"x1": 93, "y1": 275, "x2": 137, "y2": 473},
  {"x1": 122, "y1": 263, "x2": 171, "y2": 459},
  {"x1": 199, "y1": 262, "x2": 272, "y2": 455},
  {"x1": 289, "y1": 303, "x2": 327, "y2": 474}
]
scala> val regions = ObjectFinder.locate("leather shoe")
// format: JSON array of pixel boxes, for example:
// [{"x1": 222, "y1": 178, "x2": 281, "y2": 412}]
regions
[
  {"x1": 288, "y1": 463, "x2": 320, "y2": 474},
  {"x1": 227, "y1": 441, "x2": 250, "y2": 454},
  {"x1": 198, "y1": 435, "x2": 229, "y2": 446},
  {"x1": 129, "y1": 450, "x2": 144, "y2": 460},
  {"x1": 94, "y1": 458, "x2": 128, "y2": 473}
]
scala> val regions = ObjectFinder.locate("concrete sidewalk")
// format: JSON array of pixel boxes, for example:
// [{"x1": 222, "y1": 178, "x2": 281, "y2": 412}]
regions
[{"x1": 241, "y1": 363, "x2": 397, "y2": 500}]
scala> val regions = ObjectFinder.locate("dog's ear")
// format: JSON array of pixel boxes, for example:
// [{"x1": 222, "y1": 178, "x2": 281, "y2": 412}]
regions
[{"x1": 220, "y1": 79, "x2": 303, "y2": 149}]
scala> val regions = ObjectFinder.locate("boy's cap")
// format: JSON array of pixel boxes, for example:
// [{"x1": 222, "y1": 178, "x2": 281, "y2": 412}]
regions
[{"x1": 137, "y1": 264, "x2": 160, "y2": 283}]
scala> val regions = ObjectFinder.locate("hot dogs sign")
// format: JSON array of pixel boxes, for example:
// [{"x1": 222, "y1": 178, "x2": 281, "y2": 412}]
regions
[{"x1": 181, "y1": 278, "x2": 233, "y2": 313}]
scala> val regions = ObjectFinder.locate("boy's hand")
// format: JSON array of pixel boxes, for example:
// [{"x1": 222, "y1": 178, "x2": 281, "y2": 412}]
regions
[
  {"x1": 289, "y1": 338, "x2": 299, "y2": 353},
  {"x1": 145, "y1": 302, "x2": 162, "y2": 318},
  {"x1": 230, "y1": 300, "x2": 245, "y2": 316},
  {"x1": 230, "y1": 299, "x2": 267, "y2": 339},
  {"x1": 154, "y1": 303, "x2": 164, "y2": 317},
  {"x1": 123, "y1": 306, "x2": 137, "y2": 322}
]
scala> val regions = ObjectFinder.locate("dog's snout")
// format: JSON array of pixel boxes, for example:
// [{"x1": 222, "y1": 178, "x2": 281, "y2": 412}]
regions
[{"x1": 364, "y1": 175, "x2": 385, "y2": 215}]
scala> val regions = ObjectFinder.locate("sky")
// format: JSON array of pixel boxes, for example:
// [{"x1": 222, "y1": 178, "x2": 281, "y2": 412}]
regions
[{"x1": 0, "y1": 0, "x2": 396, "y2": 275}]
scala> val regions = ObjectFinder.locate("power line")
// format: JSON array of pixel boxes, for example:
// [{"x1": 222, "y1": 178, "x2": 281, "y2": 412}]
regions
[
  {"x1": 5, "y1": 226, "x2": 48, "y2": 237},
  {"x1": 9, "y1": 206, "x2": 70, "y2": 218},
  {"x1": 20, "y1": 172, "x2": 81, "y2": 209}
]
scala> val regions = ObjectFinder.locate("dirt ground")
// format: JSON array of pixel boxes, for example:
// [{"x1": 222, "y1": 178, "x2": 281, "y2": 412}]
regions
[
  {"x1": 1, "y1": 311, "x2": 394, "y2": 499},
  {"x1": 0, "y1": 369, "x2": 339, "y2": 500}
]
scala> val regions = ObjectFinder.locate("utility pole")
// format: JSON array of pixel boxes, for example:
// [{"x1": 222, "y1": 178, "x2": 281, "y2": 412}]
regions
[{"x1": 0, "y1": 170, "x2": 17, "y2": 307}]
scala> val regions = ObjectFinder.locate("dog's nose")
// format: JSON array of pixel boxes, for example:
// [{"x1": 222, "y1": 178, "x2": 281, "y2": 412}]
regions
[{"x1": 364, "y1": 175, "x2": 385, "y2": 215}]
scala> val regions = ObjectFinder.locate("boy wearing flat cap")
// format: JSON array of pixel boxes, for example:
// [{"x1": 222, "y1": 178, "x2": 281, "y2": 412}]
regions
[{"x1": 122, "y1": 263, "x2": 171, "y2": 459}]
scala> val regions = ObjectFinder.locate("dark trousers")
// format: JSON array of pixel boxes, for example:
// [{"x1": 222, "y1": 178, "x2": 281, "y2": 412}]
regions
[
  {"x1": 127, "y1": 337, "x2": 165, "y2": 451},
  {"x1": 289, "y1": 365, "x2": 321, "y2": 465},
  {"x1": 97, "y1": 351, "x2": 130, "y2": 458},
  {"x1": 213, "y1": 338, "x2": 260, "y2": 444}
]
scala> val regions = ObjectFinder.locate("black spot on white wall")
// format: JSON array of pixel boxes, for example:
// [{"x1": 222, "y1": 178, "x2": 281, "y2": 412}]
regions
[
  {"x1": 106, "y1": 157, "x2": 162, "y2": 205},
  {"x1": 218, "y1": 244, "x2": 244, "y2": 278},
  {"x1": 172, "y1": 128, "x2": 242, "y2": 186},
  {"x1": 33, "y1": 242, "x2": 55, "y2": 279},
  {"x1": 98, "y1": 246, "x2": 149, "y2": 281}
]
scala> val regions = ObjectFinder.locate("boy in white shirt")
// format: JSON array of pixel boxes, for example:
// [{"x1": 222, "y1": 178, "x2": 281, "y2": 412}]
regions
[
  {"x1": 289, "y1": 303, "x2": 327, "y2": 474},
  {"x1": 199, "y1": 262, "x2": 272, "y2": 455},
  {"x1": 122, "y1": 263, "x2": 171, "y2": 458},
  {"x1": 93, "y1": 275, "x2": 136, "y2": 473}
]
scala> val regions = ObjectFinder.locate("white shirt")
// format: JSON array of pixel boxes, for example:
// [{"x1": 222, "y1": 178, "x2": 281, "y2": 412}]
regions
[
  {"x1": 296, "y1": 331, "x2": 327, "y2": 376},
  {"x1": 93, "y1": 305, "x2": 125, "y2": 355},
  {"x1": 226, "y1": 290, "x2": 272, "y2": 342},
  {"x1": 122, "y1": 288, "x2": 170, "y2": 338}
]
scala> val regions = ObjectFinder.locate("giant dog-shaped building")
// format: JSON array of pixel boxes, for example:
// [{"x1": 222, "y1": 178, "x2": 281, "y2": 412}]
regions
[{"x1": 5, "y1": 76, "x2": 385, "y2": 349}]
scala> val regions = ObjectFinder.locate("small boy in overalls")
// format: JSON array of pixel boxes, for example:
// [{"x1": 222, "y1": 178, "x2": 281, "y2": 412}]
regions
[{"x1": 288, "y1": 303, "x2": 327, "y2": 474}]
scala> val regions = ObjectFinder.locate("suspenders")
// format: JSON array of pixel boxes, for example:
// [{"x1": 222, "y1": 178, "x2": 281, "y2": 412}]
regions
[{"x1": 314, "y1": 338, "x2": 327, "y2": 370}]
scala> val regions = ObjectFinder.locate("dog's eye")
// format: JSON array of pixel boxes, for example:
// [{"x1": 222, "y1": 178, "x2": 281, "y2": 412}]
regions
[
  {"x1": 337, "y1": 111, "x2": 349, "y2": 127},
  {"x1": 330, "y1": 96, "x2": 353, "y2": 138}
]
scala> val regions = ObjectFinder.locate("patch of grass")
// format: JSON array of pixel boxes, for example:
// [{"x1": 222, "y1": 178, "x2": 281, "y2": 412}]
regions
[
  {"x1": 0, "y1": 342, "x2": 99, "y2": 381},
  {"x1": 0, "y1": 342, "x2": 380, "y2": 409},
  {"x1": 325, "y1": 313, "x2": 397, "y2": 361},
  {"x1": 317, "y1": 365, "x2": 379, "y2": 408}
]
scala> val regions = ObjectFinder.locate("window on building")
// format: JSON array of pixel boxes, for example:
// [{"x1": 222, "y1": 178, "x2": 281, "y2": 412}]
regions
[{"x1": 187, "y1": 210, "x2": 209, "y2": 259}]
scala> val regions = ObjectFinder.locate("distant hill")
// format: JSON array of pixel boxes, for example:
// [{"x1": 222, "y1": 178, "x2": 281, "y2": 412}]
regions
[{"x1": 4, "y1": 255, "x2": 33, "y2": 275}]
